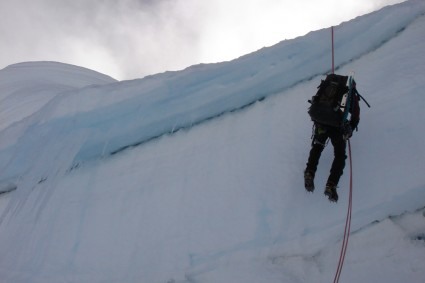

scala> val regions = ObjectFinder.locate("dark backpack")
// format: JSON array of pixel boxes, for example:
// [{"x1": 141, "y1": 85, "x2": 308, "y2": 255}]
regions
[{"x1": 308, "y1": 74, "x2": 350, "y2": 127}]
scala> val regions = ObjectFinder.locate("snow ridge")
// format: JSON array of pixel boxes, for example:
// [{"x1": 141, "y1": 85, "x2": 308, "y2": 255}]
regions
[{"x1": 0, "y1": 2, "x2": 423, "y2": 182}]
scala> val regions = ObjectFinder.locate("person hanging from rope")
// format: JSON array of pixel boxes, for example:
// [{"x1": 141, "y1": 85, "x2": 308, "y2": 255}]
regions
[{"x1": 304, "y1": 74, "x2": 362, "y2": 202}]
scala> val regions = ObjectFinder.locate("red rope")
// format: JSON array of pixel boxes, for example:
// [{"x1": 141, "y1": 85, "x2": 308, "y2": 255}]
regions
[
  {"x1": 330, "y1": 26, "x2": 353, "y2": 282},
  {"x1": 333, "y1": 140, "x2": 353, "y2": 283}
]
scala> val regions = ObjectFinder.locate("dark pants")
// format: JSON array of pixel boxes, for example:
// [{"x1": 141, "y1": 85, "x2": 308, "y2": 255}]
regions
[{"x1": 305, "y1": 123, "x2": 347, "y2": 185}]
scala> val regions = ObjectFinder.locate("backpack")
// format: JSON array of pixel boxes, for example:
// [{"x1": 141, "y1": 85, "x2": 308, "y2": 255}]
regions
[{"x1": 308, "y1": 74, "x2": 351, "y2": 127}]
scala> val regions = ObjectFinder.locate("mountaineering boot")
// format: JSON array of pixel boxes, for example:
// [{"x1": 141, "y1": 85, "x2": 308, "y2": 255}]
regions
[
  {"x1": 304, "y1": 171, "x2": 315, "y2": 192},
  {"x1": 324, "y1": 182, "x2": 338, "y2": 202}
]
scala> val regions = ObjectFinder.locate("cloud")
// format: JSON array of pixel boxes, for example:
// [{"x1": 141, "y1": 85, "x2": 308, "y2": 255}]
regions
[
  {"x1": 0, "y1": 0, "x2": 405, "y2": 80},
  {"x1": 197, "y1": 0, "x2": 406, "y2": 63},
  {"x1": 0, "y1": 0, "x2": 208, "y2": 79}
]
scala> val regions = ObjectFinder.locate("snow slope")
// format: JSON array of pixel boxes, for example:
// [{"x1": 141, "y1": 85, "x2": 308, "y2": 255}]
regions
[{"x1": 0, "y1": 1, "x2": 425, "y2": 282}]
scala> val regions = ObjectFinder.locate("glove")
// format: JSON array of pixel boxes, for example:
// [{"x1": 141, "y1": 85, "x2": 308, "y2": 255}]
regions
[{"x1": 342, "y1": 122, "x2": 353, "y2": 141}]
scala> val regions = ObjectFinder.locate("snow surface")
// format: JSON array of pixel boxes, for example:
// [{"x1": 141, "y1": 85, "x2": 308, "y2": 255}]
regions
[{"x1": 0, "y1": 1, "x2": 425, "y2": 282}]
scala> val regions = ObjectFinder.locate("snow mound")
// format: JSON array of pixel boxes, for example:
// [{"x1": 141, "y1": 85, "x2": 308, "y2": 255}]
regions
[
  {"x1": 0, "y1": 61, "x2": 117, "y2": 130},
  {"x1": 0, "y1": 61, "x2": 116, "y2": 90}
]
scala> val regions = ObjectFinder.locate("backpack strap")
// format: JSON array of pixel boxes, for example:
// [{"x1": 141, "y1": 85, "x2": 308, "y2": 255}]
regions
[
  {"x1": 342, "y1": 76, "x2": 354, "y2": 122},
  {"x1": 355, "y1": 89, "x2": 371, "y2": 108}
]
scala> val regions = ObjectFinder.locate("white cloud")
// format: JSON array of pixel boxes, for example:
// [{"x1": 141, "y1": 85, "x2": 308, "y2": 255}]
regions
[
  {"x1": 198, "y1": 0, "x2": 406, "y2": 63},
  {"x1": 0, "y1": 0, "x2": 405, "y2": 80}
]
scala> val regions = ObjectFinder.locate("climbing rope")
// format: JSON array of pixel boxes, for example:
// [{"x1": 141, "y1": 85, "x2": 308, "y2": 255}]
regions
[{"x1": 333, "y1": 139, "x2": 353, "y2": 283}]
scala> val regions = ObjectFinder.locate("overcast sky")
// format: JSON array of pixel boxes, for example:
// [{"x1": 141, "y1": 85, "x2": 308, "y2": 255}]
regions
[{"x1": 0, "y1": 0, "x2": 404, "y2": 80}]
